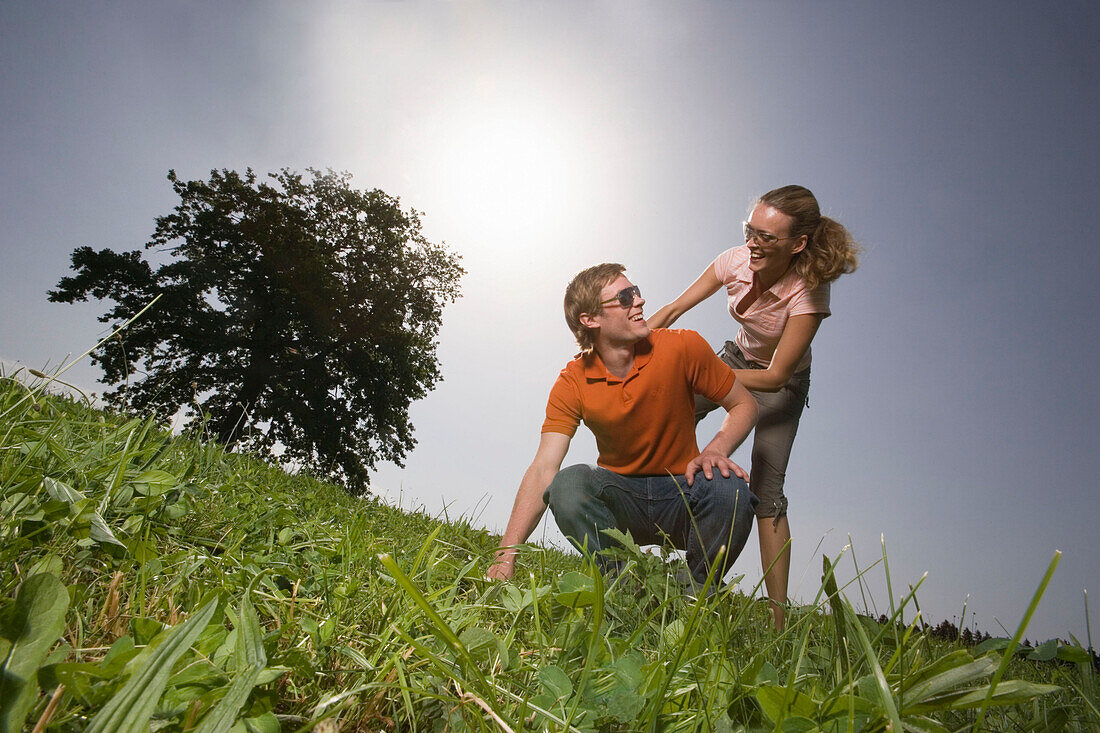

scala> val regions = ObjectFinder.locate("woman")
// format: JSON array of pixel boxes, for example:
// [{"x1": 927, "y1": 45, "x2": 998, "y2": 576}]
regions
[{"x1": 648, "y1": 185, "x2": 859, "y2": 629}]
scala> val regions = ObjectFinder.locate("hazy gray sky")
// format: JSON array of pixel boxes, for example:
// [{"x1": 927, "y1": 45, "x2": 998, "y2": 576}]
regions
[{"x1": 3, "y1": 1, "x2": 1097, "y2": 643}]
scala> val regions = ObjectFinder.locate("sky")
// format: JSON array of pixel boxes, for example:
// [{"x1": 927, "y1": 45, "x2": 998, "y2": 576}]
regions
[{"x1": 2, "y1": 1, "x2": 1097, "y2": 644}]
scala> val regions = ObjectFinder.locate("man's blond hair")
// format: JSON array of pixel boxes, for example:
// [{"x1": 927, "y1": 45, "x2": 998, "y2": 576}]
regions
[{"x1": 564, "y1": 263, "x2": 626, "y2": 351}]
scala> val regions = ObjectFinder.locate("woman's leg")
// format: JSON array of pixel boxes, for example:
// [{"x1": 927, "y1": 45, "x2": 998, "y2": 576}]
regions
[
  {"x1": 748, "y1": 384, "x2": 806, "y2": 629},
  {"x1": 706, "y1": 342, "x2": 808, "y2": 629},
  {"x1": 758, "y1": 515, "x2": 792, "y2": 629},
  {"x1": 718, "y1": 343, "x2": 807, "y2": 630}
]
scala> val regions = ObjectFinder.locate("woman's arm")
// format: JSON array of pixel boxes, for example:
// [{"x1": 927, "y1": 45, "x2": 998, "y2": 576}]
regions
[
  {"x1": 647, "y1": 265, "x2": 723, "y2": 329},
  {"x1": 733, "y1": 313, "x2": 824, "y2": 392}
]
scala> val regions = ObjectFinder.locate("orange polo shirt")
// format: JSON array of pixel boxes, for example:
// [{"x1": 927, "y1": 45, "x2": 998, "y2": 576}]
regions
[{"x1": 542, "y1": 328, "x2": 736, "y2": 475}]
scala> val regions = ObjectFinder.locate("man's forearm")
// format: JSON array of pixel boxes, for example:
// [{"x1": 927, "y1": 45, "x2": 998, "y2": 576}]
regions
[
  {"x1": 489, "y1": 432, "x2": 571, "y2": 579},
  {"x1": 703, "y1": 396, "x2": 757, "y2": 457},
  {"x1": 493, "y1": 464, "x2": 556, "y2": 567}
]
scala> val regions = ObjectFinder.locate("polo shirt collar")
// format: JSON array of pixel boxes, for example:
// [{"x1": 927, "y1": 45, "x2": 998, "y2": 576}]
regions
[
  {"x1": 734, "y1": 250, "x2": 797, "y2": 298},
  {"x1": 582, "y1": 336, "x2": 654, "y2": 384},
  {"x1": 734, "y1": 254, "x2": 753, "y2": 284}
]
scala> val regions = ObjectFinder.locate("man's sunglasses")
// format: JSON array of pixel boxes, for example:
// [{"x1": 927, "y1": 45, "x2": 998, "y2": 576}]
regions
[{"x1": 599, "y1": 285, "x2": 642, "y2": 309}]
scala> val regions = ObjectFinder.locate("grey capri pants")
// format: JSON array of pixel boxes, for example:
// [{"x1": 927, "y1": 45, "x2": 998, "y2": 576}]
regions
[{"x1": 694, "y1": 341, "x2": 810, "y2": 520}]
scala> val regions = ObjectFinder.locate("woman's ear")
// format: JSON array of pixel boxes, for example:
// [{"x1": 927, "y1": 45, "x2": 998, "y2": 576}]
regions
[{"x1": 792, "y1": 235, "x2": 809, "y2": 255}]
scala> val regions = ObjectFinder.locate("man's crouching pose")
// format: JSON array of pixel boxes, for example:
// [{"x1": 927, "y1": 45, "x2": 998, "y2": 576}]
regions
[{"x1": 487, "y1": 263, "x2": 759, "y2": 586}]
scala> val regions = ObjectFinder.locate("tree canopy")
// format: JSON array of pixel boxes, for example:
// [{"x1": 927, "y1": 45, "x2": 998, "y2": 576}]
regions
[{"x1": 50, "y1": 168, "x2": 464, "y2": 492}]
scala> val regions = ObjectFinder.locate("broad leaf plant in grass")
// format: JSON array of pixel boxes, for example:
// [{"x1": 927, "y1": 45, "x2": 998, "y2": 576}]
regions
[{"x1": 0, "y1": 371, "x2": 1097, "y2": 731}]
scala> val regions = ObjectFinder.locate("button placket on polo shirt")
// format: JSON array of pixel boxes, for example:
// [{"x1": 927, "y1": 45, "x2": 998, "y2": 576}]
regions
[
  {"x1": 604, "y1": 371, "x2": 631, "y2": 408},
  {"x1": 622, "y1": 341, "x2": 654, "y2": 407},
  {"x1": 620, "y1": 369, "x2": 638, "y2": 406}
]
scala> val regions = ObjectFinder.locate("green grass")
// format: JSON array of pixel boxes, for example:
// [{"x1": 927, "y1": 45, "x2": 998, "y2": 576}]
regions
[{"x1": 1, "y1": 371, "x2": 1096, "y2": 732}]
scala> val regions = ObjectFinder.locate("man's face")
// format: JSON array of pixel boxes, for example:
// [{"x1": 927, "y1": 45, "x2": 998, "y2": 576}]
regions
[{"x1": 587, "y1": 274, "x2": 649, "y2": 346}]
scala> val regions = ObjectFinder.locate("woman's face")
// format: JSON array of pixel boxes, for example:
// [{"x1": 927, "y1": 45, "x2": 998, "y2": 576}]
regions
[{"x1": 744, "y1": 203, "x2": 807, "y2": 277}]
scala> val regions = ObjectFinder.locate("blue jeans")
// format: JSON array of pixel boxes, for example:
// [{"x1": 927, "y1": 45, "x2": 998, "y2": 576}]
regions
[{"x1": 543, "y1": 464, "x2": 758, "y2": 584}]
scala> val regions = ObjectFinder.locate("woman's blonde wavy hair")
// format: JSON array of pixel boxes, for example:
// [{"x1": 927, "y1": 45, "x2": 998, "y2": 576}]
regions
[{"x1": 758, "y1": 185, "x2": 860, "y2": 291}]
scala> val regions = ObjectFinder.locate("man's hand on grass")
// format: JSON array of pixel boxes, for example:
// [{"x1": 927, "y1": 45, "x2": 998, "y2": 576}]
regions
[{"x1": 486, "y1": 552, "x2": 515, "y2": 581}]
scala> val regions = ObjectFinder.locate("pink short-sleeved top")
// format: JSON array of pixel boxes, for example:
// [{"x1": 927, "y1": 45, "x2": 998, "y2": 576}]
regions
[{"x1": 712, "y1": 245, "x2": 831, "y2": 372}]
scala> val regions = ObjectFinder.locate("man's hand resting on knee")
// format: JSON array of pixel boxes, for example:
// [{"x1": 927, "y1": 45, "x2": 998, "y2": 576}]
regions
[
  {"x1": 686, "y1": 378, "x2": 757, "y2": 487},
  {"x1": 685, "y1": 450, "x2": 748, "y2": 486}
]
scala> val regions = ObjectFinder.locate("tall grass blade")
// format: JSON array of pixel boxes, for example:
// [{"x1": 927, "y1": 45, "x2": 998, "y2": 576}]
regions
[
  {"x1": 905, "y1": 679, "x2": 1060, "y2": 714},
  {"x1": 192, "y1": 667, "x2": 263, "y2": 733},
  {"x1": 86, "y1": 596, "x2": 219, "y2": 733},
  {"x1": 233, "y1": 593, "x2": 266, "y2": 670},
  {"x1": 0, "y1": 573, "x2": 70, "y2": 733},
  {"x1": 848, "y1": 533, "x2": 873, "y2": 616},
  {"x1": 378, "y1": 554, "x2": 517, "y2": 730},
  {"x1": 642, "y1": 555, "x2": 719, "y2": 732},
  {"x1": 844, "y1": 587, "x2": 903, "y2": 732},
  {"x1": 822, "y1": 555, "x2": 850, "y2": 677},
  {"x1": 575, "y1": 563, "x2": 606, "y2": 704},
  {"x1": 378, "y1": 555, "x2": 468, "y2": 667},
  {"x1": 899, "y1": 652, "x2": 996, "y2": 710},
  {"x1": 881, "y1": 534, "x2": 897, "y2": 624},
  {"x1": 192, "y1": 594, "x2": 267, "y2": 733},
  {"x1": 1065, "y1": 677, "x2": 1100, "y2": 720},
  {"x1": 973, "y1": 550, "x2": 1060, "y2": 731},
  {"x1": 0, "y1": 294, "x2": 162, "y2": 422},
  {"x1": 1086, "y1": 588, "x2": 1093, "y2": 654}
]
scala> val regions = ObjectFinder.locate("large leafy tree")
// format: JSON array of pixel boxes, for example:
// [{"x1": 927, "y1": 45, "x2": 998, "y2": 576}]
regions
[{"x1": 50, "y1": 168, "x2": 464, "y2": 492}]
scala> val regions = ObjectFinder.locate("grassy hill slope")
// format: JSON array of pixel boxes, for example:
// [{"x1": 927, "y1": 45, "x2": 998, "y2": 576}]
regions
[{"x1": 1, "y1": 373, "x2": 1096, "y2": 731}]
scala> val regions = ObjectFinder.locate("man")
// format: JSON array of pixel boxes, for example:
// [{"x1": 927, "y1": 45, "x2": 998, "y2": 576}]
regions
[{"x1": 488, "y1": 263, "x2": 759, "y2": 586}]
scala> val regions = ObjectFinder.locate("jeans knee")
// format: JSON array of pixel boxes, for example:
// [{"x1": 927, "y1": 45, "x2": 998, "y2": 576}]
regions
[
  {"x1": 544, "y1": 464, "x2": 599, "y2": 514},
  {"x1": 734, "y1": 480, "x2": 759, "y2": 519},
  {"x1": 698, "y1": 475, "x2": 757, "y2": 520}
]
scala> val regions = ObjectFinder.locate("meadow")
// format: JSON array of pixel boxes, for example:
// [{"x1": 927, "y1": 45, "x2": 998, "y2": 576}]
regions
[{"x1": 1, "y1": 371, "x2": 1097, "y2": 732}]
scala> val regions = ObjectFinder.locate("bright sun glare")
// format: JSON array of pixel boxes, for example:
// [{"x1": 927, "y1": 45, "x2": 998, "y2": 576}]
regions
[{"x1": 425, "y1": 101, "x2": 594, "y2": 249}]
